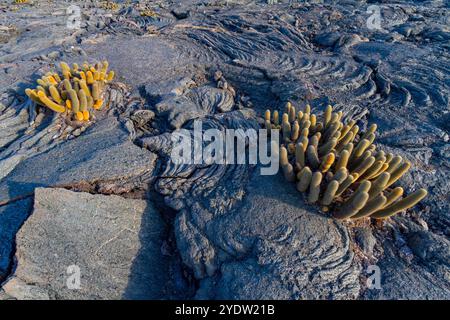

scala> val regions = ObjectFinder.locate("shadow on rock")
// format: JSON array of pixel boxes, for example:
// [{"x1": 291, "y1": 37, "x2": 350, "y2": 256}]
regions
[{"x1": 123, "y1": 193, "x2": 196, "y2": 300}]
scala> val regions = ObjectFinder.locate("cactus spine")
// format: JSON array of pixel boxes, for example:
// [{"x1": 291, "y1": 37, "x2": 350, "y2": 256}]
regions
[
  {"x1": 308, "y1": 171, "x2": 322, "y2": 204},
  {"x1": 334, "y1": 191, "x2": 369, "y2": 220},
  {"x1": 321, "y1": 180, "x2": 339, "y2": 206},
  {"x1": 370, "y1": 189, "x2": 428, "y2": 218},
  {"x1": 297, "y1": 166, "x2": 313, "y2": 192},
  {"x1": 351, "y1": 194, "x2": 387, "y2": 219},
  {"x1": 37, "y1": 91, "x2": 65, "y2": 113}
]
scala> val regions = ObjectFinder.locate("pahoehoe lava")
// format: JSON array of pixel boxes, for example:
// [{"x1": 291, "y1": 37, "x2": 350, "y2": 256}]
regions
[{"x1": 0, "y1": 0, "x2": 449, "y2": 300}]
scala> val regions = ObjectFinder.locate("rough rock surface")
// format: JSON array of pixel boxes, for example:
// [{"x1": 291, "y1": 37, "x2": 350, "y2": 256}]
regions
[
  {"x1": 197, "y1": 172, "x2": 360, "y2": 299},
  {"x1": 364, "y1": 230, "x2": 450, "y2": 300},
  {"x1": 0, "y1": 116, "x2": 157, "y2": 205},
  {"x1": 2, "y1": 188, "x2": 170, "y2": 300},
  {"x1": 0, "y1": 0, "x2": 449, "y2": 299}
]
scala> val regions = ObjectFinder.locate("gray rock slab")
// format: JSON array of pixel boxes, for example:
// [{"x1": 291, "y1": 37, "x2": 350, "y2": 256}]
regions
[
  {"x1": 0, "y1": 116, "x2": 156, "y2": 205},
  {"x1": 1, "y1": 187, "x2": 169, "y2": 300}
]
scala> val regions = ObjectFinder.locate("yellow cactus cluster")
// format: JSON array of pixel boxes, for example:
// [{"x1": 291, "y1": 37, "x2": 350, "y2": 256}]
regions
[
  {"x1": 140, "y1": 9, "x2": 158, "y2": 17},
  {"x1": 265, "y1": 103, "x2": 427, "y2": 220},
  {"x1": 100, "y1": 1, "x2": 120, "y2": 11},
  {"x1": 25, "y1": 61, "x2": 115, "y2": 122}
]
